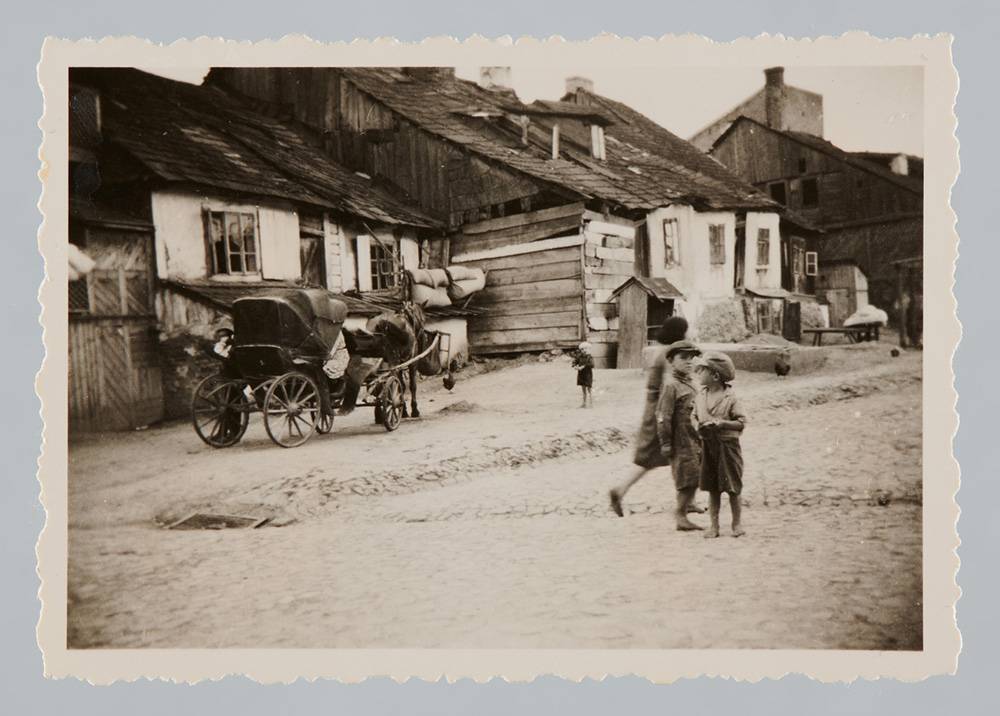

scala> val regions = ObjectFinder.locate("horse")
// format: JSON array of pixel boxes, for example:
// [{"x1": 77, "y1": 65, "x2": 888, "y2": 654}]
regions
[{"x1": 365, "y1": 299, "x2": 429, "y2": 419}]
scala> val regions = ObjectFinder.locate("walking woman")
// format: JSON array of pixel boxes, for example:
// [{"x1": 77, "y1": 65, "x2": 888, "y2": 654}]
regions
[{"x1": 609, "y1": 316, "x2": 693, "y2": 517}]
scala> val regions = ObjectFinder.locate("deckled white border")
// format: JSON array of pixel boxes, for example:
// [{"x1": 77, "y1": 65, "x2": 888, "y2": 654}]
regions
[{"x1": 36, "y1": 32, "x2": 961, "y2": 684}]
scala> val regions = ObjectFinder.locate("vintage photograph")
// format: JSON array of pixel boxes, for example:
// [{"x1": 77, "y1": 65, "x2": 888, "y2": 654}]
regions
[{"x1": 39, "y1": 35, "x2": 959, "y2": 681}]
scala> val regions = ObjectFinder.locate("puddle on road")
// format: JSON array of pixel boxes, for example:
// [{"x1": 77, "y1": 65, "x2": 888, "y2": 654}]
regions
[{"x1": 166, "y1": 513, "x2": 270, "y2": 530}]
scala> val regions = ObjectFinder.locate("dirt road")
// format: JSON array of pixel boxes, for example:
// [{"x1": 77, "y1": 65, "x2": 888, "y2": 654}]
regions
[{"x1": 67, "y1": 344, "x2": 923, "y2": 650}]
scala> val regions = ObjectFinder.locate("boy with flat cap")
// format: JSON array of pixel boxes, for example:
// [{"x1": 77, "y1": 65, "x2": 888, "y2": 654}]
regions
[{"x1": 656, "y1": 340, "x2": 705, "y2": 530}]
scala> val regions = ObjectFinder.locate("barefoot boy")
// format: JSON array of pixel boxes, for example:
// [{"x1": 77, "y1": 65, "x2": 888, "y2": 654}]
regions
[
  {"x1": 692, "y1": 351, "x2": 747, "y2": 538},
  {"x1": 654, "y1": 340, "x2": 704, "y2": 531}
]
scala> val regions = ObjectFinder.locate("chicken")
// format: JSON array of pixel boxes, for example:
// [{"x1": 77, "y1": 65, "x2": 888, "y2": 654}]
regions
[
  {"x1": 442, "y1": 372, "x2": 456, "y2": 391},
  {"x1": 890, "y1": 348, "x2": 901, "y2": 358},
  {"x1": 774, "y1": 351, "x2": 791, "y2": 377}
]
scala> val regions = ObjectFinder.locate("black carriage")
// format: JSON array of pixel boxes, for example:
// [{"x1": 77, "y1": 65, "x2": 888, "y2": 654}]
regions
[{"x1": 191, "y1": 288, "x2": 447, "y2": 449}]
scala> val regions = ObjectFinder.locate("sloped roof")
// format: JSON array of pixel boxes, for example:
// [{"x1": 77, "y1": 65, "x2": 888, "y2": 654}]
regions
[
  {"x1": 564, "y1": 89, "x2": 782, "y2": 212},
  {"x1": 711, "y1": 117, "x2": 923, "y2": 196},
  {"x1": 341, "y1": 68, "x2": 776, "y2": 213},
  {"x1": 73, "y1": 68, "x2": 440, "y2": 229},
  {"x1": 610, "y1": 275, "x2": 685, "y2": 301}
]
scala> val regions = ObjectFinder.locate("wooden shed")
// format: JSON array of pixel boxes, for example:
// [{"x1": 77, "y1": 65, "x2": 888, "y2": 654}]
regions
[{"x1": 611, "y1": 276, "x2": 684, "y2": 369}]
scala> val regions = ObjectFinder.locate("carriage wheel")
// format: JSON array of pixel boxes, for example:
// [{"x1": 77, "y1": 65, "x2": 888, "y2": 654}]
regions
[
  {"x1": 191, "y1": 375, "x2": 251, "y2": 448},
  {"x1": 379, "y1": 373, "x2": 404, "y2": 432},
  {"x1": 263, "y1": 372, "x2": 321, "y2": 448},
  {"x1": 316, "y1": 412, "x2": 334, "y2": 435}
]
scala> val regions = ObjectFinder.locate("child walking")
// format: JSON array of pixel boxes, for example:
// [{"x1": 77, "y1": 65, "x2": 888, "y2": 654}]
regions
[
  {"x1": 692, "y1": 352, "x2": 748, "y2": 538},
  {"x1": 572, "y1": 342, "x2": 595, "y2": 408}
]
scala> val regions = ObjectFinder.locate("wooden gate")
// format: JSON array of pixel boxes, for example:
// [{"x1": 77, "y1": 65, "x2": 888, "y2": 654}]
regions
[{"x1": 69, "y1": 228, "x2": 163, "y2": 432}]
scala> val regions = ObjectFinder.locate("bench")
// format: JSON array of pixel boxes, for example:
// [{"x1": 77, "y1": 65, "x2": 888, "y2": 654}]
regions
[{"x1": 802, "y1": 325, "x2": 881, "y2": 346}]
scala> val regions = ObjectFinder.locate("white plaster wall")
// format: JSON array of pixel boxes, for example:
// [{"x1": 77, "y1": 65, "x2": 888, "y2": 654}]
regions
[
  {"x1": 743, "y1": 212, "x2": 783, "y2": 291},
  {"x1": 150, "y1": 189, "x2": 300, "y2": 281},
  {"x1": 645, "y1": 205, "x2": 736, "y2": 324}
]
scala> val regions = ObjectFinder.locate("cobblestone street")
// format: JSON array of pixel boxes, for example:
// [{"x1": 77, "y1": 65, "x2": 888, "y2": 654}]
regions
[{"x1": 67, "y1": 345, "x2": 923, "y2": 650}]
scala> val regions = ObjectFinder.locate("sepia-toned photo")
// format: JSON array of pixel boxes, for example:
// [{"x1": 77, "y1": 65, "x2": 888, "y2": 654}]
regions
[{"x1": 37, "y1": 35, "x2": 959, "y2": 683}]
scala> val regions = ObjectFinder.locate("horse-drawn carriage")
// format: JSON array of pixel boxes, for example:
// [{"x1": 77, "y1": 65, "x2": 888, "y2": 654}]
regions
[{"x1": 191, "y1": 287, "x2": 449, "y2": 449}]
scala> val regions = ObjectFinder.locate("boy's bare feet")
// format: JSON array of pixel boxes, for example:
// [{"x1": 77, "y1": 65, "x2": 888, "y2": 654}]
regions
[
  {"x1": 731, "y1": 527, "x2": 746, "y2": 537},
  {"x1": 704, "y1": 527, "x2": 720, "y2": 538},
  {"x1": 609, "y1": 489, "x2": 624, "y2": 517},
  {"x1": 675, "y1": 517, "x2": 703, "y2": 531}
]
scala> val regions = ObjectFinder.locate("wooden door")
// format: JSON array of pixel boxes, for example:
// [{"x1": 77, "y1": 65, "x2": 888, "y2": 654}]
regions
[
  {"x1": 68, "y1": 228, "x2": 163, "y2": 432},
  {"x1": 783, "y1": 301, "x2": 801, "y2": 342}
]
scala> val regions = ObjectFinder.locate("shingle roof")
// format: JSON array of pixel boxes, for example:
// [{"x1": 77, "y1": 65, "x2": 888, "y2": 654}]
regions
[
  {"x1": 341, "y1": 68, "x2": 776, "y2": 213},
  {"x1": 610, "y1": 276, "x2": 685, "y2": 301},
  {"x1": 563, "y1": 89, "x2": 782, "y2": 212},
  {"x1": 74, "y1": 69, "x2": 440, "y2": 229}
]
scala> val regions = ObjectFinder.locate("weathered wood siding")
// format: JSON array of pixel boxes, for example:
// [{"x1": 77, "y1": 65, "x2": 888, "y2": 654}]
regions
[
  {"x1": 710, "y1": 121, "x2": 921, "y2": 226},
  {"x1": 69, "y1": 228, "x2": 163, "y2": 432},
  {"x1": 581, "y1": 218, "x2": 637, "y2": 367},
  {"x1": 211, "y1": 68, "x2": 544, "y2": 228},
  {"x1": 452, "y1": 236, "x2": 585, "y2": 355},
  {"x1": 451, "y1": 203, "x2": 584, "y2": 255}
]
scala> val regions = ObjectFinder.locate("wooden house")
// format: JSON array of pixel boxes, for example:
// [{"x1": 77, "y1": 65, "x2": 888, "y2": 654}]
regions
[
  {"x1": 209, "y1": 68, "x2": 817, "y2": 364},
  {"x1": 609, "y1": 277, "x2": 685, "y2": 369},
  {"x1": 68, "y1": 69, "x2": 464, "y2": 428},
  {"x1": 708, "y1": 115, "x2": 922, "y2": 323}
]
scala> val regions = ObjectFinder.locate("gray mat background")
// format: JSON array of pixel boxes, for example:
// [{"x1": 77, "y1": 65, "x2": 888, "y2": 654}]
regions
[{"x1": 5, "y1": 1, "x2": 995, "y2": 712}]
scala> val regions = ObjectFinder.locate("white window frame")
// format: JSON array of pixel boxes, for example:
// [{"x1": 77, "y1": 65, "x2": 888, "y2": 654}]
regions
[
  {"x1": 756, "y1": 227, "x2": 771, "y2": 268},
  {"x1": 805, "y1": 251, "x2": 819, "y2": 276}
]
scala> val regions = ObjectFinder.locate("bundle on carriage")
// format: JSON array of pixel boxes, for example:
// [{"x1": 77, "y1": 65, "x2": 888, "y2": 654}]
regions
[{"x1": 191, "y1": 287, "x2": 450, "y2": 449}]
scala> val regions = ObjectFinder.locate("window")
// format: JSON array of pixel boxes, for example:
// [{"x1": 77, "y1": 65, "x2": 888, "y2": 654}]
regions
[
  {"x1": 798, "y1": 157, "x2": 807, "y2": 174},
  {"x1": 708, "y1": 224, "x2": 726, "y2": 265},
  {"x1": 802, "y1": 178, "x2": 819, "y2": 207},
  {"x1": 756, "y1": 228, "x2": 770, "y2": 267},
  {"x1": 206, "y1": 210, "x2": 258, "y2": 275},
  {"x1": 768, "y1": 181, "x2": 787, "y2": 205},
  {"x1": 805, "y1": 251, "x2": 819, "y2": 276},
  {"x1": 662, "y1": 218, "x2": 680, "y2": 267},
  {"x1": 370, "y1": 237, "x2": 398, "y2": 290}
]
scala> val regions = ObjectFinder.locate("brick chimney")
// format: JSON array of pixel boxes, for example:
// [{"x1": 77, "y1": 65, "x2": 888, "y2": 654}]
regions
[
  {"x1": 479, "y1": 66, "x2": 512, "y2": 90},
  {"x1": 764, "y1": 66, "x2": 786, "y2": 130}
]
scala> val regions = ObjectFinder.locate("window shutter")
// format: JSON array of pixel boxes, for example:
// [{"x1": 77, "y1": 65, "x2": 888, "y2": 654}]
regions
[{"x1": 356, "y1": 235, "x2": 373, "y2": 292}]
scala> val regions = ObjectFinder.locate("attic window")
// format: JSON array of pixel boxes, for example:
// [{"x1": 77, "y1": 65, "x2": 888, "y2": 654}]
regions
[{"x1": 798, "y1": 158, "x2": 807, "y2": 174}]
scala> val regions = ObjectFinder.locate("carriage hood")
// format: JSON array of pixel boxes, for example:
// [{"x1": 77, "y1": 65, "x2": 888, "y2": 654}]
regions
[{"x1": 232, "y1": 288, "x2": 348, "y2": 359}]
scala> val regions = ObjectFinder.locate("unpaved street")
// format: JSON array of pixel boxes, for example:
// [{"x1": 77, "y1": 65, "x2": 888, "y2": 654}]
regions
[{"x1": 68, "y1": 344, "x2": 923, "y2": 650}]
